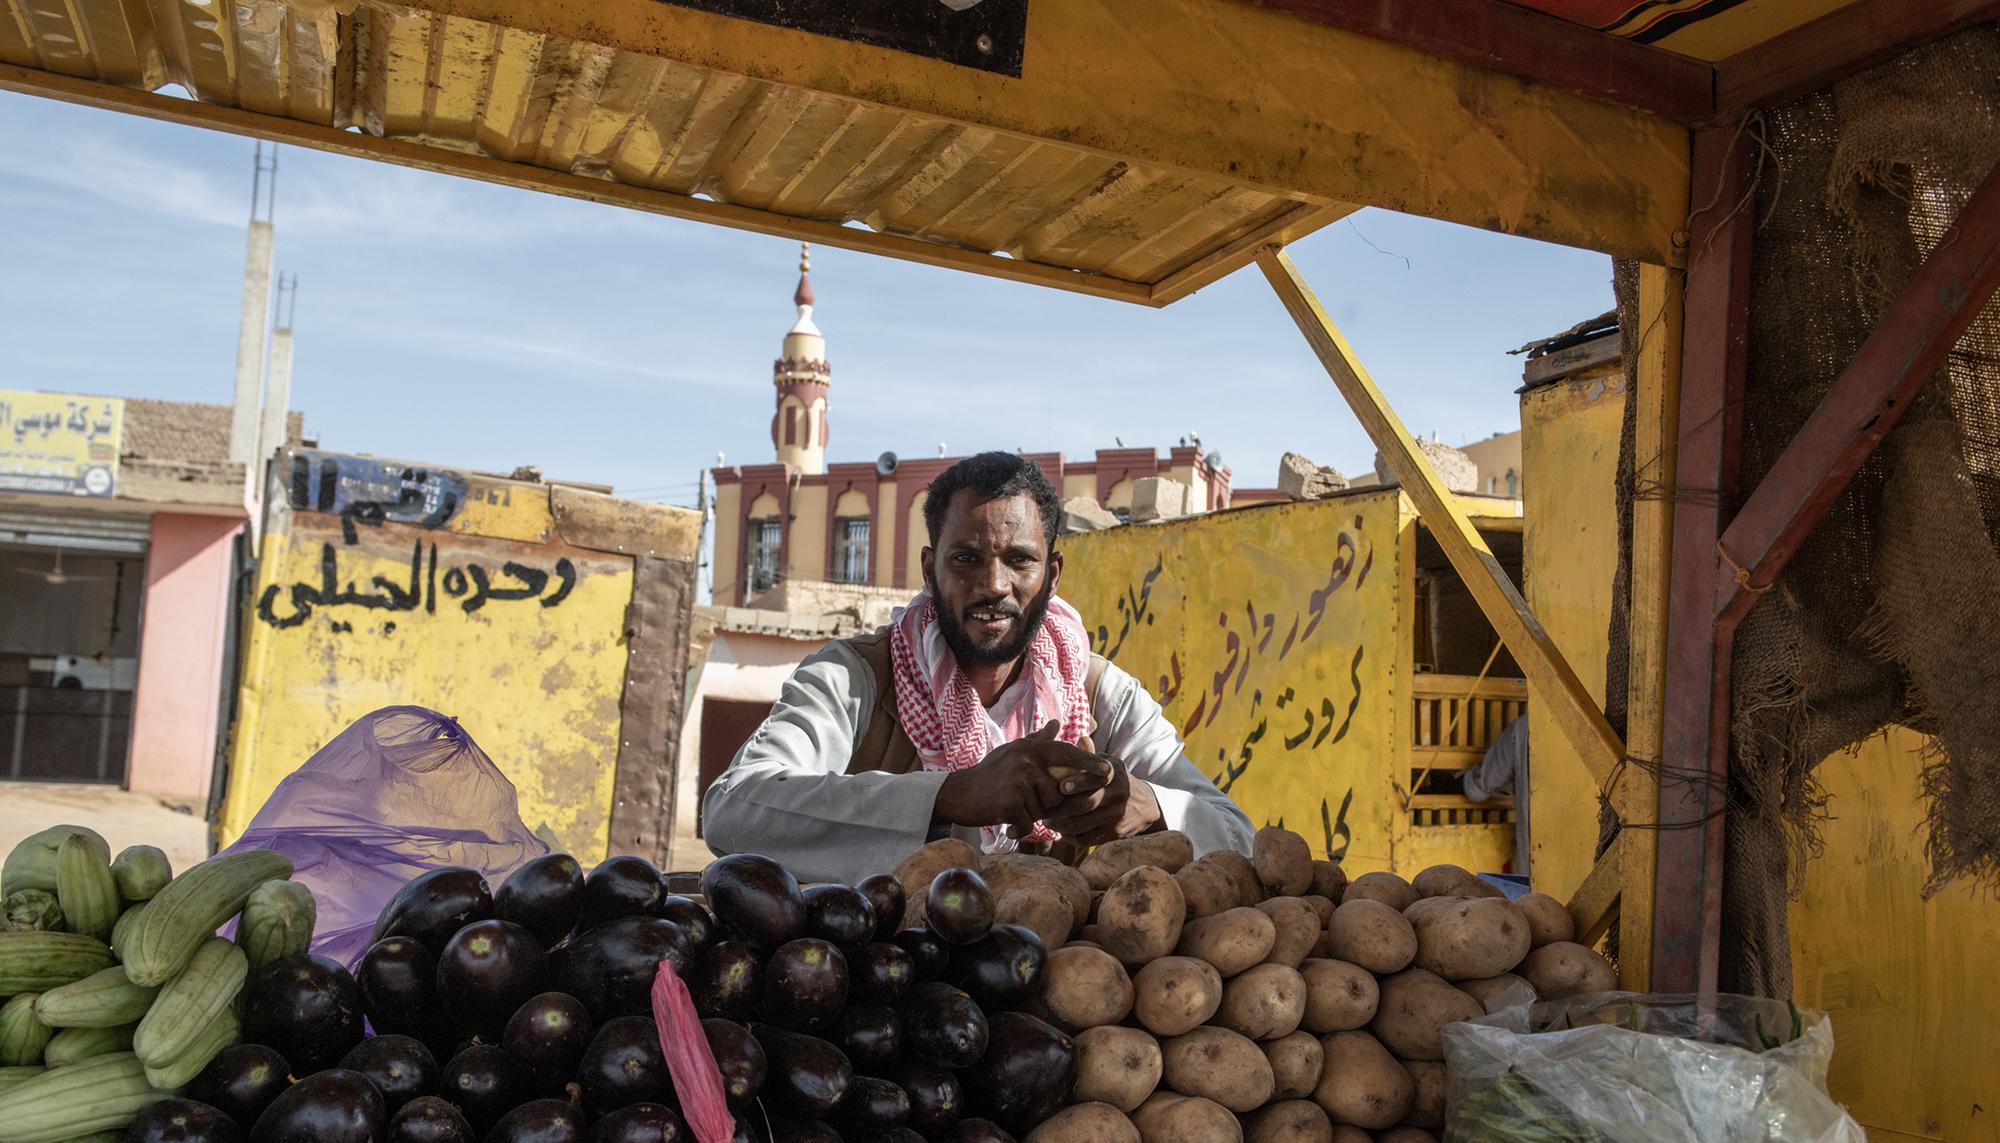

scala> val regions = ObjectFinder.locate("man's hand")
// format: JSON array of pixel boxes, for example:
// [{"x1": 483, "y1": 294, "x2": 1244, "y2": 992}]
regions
[
  {"x1": 932, "y1": 721, "x2": 1112, "y2": 835},
  {"x1": 1036, "y1": 755, "x2": 1164, "y2": 847}
]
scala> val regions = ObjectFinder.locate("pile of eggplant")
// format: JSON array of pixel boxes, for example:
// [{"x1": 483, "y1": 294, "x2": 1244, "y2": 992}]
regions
[{"x1": 171, "y1": 850, "x2": 1073, "y2": 1142}]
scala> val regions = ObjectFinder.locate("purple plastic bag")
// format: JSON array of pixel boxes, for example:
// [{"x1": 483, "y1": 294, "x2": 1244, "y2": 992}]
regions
[{"x1": 218, "y1": 706, "x2": 548, "y2": 970}]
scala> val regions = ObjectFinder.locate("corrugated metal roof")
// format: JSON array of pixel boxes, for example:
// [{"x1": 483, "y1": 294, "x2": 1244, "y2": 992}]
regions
[{"x1": 0, "y1": 0, "x2": 1346, "y2": 304}]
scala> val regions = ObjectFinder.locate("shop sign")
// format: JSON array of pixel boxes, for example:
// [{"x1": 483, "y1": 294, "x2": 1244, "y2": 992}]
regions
[{"x1": 0, "y1": 390, "x2": 123, "y2": 498}]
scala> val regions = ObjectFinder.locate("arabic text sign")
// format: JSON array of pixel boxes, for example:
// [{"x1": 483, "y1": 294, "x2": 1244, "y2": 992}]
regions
[{"x1": 0, "y1": 391, "x2": 122, "y2": 498}]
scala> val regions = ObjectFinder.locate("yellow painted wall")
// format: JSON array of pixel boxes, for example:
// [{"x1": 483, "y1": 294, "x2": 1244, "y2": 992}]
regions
[
  {"x1": 1520, "y1": 367, "x2": 1626, "y2": 899},
  {"x1": 1061, "y1": 498, "x2": 1404, "y2": 868},
  {"x1": 1169, "y1": 463, "x2": 1208, "y2": 511},
  {"x1": 713, "y1": 482, "x2": 741, "y2": 604},
  {"x1": 833, "y1": 489, "x2": 869, "y2": 518},
  {"x1": 1105, "y1": 479, "x2": 1134, "y2": 512},
  {"x1": 1063, "y1": 473, "x2": 1097, "y2": 503},
  {"x1": 220, "y1": 517, "x2": 638, "y2": 863},
  {"x1": 906, "y1": 491, "x2": 929, "y2": 589},
  {"x1": 789, "y1": 484, "x2": 828, "y2": 581},
  {"x1": 875, "y1": 481, "x2": 899, "y2": 587}
]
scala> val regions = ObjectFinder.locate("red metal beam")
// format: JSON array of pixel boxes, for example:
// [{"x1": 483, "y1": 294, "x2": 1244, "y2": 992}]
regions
[
  {"x1": 1715, "y1": 157, "x2": 2000, "y2": 623},
  {"x1": 1715, "y1": 0, "x2": 2000, "y2": 115},
  {"x1": 1243, "y1": 0, "x2": 1714, "y2": 124},
  {"x1": 1652, "y1": 126, "x2": 1753, "y2": 995}
]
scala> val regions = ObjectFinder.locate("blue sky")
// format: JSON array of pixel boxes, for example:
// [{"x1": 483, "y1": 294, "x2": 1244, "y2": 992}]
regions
[{"x1": 1, "y1": 89, "x2": 1614, "y2": 512}]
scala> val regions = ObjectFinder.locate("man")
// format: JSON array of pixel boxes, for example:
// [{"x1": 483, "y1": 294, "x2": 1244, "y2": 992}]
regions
[{"x1": 703, "y1": 452, "x2": 1254, "y2": 885}]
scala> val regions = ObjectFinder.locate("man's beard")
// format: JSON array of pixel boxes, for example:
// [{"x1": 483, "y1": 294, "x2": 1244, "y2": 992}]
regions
[{"x1": 936, "y1": 575, "x2": 1055, "y2": 669}]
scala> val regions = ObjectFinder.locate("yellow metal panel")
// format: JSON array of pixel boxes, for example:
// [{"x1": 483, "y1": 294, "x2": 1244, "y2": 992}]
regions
[
  {"x1": 1520, "y1": 367, "x2": 1627, "y2": 901},
  {"x1": 450, "y1": 477, "x2": 555, "y2": 544},
  {"x1": 1060, "y1": 497, "x2": 1406, "y2": 872},
  {"x1": 220, "y1": 517, "x2": 636, "y2": 863},
  {"x1": 1791, "y1": 729, "x2": 2000, "y2": 1143}
]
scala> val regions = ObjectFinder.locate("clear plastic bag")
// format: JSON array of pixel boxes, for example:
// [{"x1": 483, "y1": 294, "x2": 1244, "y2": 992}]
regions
[
  {"x1": 1441, "y1": 992, "x2": 1865, "y2": 1142},
  {"x1": 218, "y1": 705, "x2": 547, "y2": 969}
]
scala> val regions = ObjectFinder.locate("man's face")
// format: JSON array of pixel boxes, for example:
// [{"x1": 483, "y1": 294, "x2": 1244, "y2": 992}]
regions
[{"x1": 922, "y1": 489, "x2": 1063, "y2": 668}]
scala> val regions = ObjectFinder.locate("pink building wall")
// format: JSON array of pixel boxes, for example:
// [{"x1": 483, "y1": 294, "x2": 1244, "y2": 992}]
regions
[{"x1": 127, "y1": 513, "x2": 242, "y2": 806}]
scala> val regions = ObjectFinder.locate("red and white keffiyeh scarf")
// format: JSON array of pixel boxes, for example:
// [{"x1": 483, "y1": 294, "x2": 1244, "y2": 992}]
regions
[{"x1": 889, "y1": 588, "x2": 1092, "y2": 849}]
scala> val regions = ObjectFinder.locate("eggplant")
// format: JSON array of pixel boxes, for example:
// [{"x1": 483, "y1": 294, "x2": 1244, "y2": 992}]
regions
[
  {"x1": 961, "y1": 1012, "x2": 1075, "y2": 1133},
  {"x1": 577, "y1": 1015, "x2": 672, "y2": 1116},
  {"x1": 828, "y1": 1076, "x2": 909, "y2": 1132},
  {"x1": 748, "y1": 1024, "x2": 852, "y2": 1119},
  {"x1": 835, "y1": 1006, "x2": 901, "y2": 1071},
  {"x1": 357, "y1": 936, "x2": 446, "y2": 1042},
  {"x1": 579, "y1": 856, "x2": 665, "y2": 932},
  {"x1": 248, "y1": 1068, "x2": 385, "y2": 1143},
  {"x1": 386, "y1": 1096, "x2": 475, "y2": 1143},
  {"x1": 438, "y1": 1044, "x2": 521, "y2": 1134},
  {"x1": 898, "y1": 982, "x2": 988, "y2": 1069},
  {"x1": 944, "y1": 1122, "x2": 1015, "y2": 1143},
  {"x1": 802, "y1": 885, "x2": 874, "y2": 949},
  {"x1": 944, "y1": 924, "x2": 1046, "y2": 1011},
  {"x1": 849, "y1": 1130, "x2": 924, "y2": 1143},
  {"x1": 338, "y1": 1034, "x2": 438, "y2": 1114},
  {"x1": 554, "y1": 915, "x2": 690, "y2": 1022},
  {"x1": 702, "y1": 1017, "x2": 767, "y2": 1110},
  {"x1": 687, "y1": 941, "x2": 761, "y2": 1020},
  {"x1": 701, "y1": 855, "x2": 808, "y2": 950},
  {"x1": 587, "y1": 1103, "x2": 687, "y2": 1143},
  {"x1": 894, "y1": 1062, "x2": 962, "y2": 1136},
  {"x1": 654, "y1": 896, "x2": 717, "y2": 954},
  {"x1": 764, "y1": 1125, "x2": 840, "y2": 1143},
  {"x1": 848, "y1": 944, "x2": 915, "y2": 1007},
  {"x1": 486, "y1": 1098, "x2": 585, "y2": 1143},
  {"x1": 495, "y1": 854, "x2": 586, "y2": 946},
  {"x1": 127, "y1": 1097, "x2": 244, "y2": 1143},
  {"x1": 923, "y1": 869, "x2": 992, "y2": 945},
  {"x1": 436, "y1": 918, "x2": 549, "y2": 1036},
  {"x1": 240, "y1": 955, "x2": 366, "y2": 1073},
  {"x1": 371, "y1": 868, "x2": 493, "y2": 953},
  {"x1": 853, "y1": 876, "x2": 905, "y2": 943},
  {"x1": 187, "y1": 1044, "x2": 293, "y2": 1129},
  {"x1": 888, "y1": 930, "x2": 947, "y2": 982},
  {"x1": 502, "y1": 991, "x2": 594, "y2": 1090},
  {"x1": 760, "y1": 938, "x2": 848, "y2": 1032}
]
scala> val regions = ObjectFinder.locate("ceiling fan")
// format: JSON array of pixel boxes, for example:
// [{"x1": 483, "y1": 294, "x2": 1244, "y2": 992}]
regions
[{"x1": 15, "y1": 549, "x2": 113, "y2": 586}]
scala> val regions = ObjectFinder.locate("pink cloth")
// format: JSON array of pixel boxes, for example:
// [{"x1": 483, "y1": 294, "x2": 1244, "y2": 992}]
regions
[{"x1": 889, "y1": 588, "x2": 1092, "y2": 846}]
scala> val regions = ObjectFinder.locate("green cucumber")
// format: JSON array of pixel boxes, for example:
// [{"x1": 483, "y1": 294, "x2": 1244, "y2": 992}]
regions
[
  {"x1": 140, "y1": 1008, "x2": 238, "y2": 1091},
  {"x1": 55, "y1": 837, "x2": 117, "y2": 943},
  {"x1": 2, "y1": 893, "x2": 61, "y2": 934},
  {"x1": 118, "y1": 851, "x2": 292, "y2": 987},
  {"x1": 1, "y1": 828, "x2": 108, "y2": 900},
  {"x1": 0, "y1": 932, "x2": 113, "y2": 994},
  {"x1": 0, "y1": 1052, "x2": 166, "y2": 1141},
  {"x1": 0, "y1": 996, "x2": 49, "y2": 1067},
  {"x1": 236, "y1": 881, "x2": 316, "y2": 974},
  {"x1": 33, "y1": 967, "x2": 157, "y2": 1029},
  {"x1": 42, "y1": 1023, "x2": 134, "y2": 1067},
  {"x1": 132, "y1": 939, "x2": 246, "y2": 1068},
  {"x1": 109, "y1": 847, "x2": 171, "y2": 904}
]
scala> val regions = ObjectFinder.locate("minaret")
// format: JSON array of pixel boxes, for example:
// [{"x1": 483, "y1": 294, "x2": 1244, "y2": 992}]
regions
[{"x1": 772, "y1": 243, "x2": 830, "y2": 474}]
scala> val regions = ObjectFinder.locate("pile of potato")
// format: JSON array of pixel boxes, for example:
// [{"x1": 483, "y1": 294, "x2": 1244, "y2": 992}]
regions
[{"x1": 891, "y1": 827, "x2": 1616, "y2": 1143}]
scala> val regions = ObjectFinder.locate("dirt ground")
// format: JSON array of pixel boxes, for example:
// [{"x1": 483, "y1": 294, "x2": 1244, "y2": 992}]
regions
[{"x1": 0, "y1": 782, "x2": 210, "y2": 871}]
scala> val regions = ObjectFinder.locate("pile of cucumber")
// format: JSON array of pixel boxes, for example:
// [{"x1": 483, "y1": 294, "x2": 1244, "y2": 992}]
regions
[{"x1": 0, "y1": 825, "x2": 305, "y2": 1142}]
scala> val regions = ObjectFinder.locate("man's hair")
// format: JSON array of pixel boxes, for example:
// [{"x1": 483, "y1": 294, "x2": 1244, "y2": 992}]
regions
[{"x1": 923, "y1": 451, "x2": 1063, "y2": 548}]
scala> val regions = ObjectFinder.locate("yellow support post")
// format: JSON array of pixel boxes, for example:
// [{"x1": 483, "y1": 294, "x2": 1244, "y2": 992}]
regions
[{"x1": 1257, "y1": 247, "x2": 1625, "y2": 789}]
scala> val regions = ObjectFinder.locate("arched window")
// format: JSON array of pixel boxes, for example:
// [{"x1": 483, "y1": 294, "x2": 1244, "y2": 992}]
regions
[{"x1": 1505, "y1": 470, "x2": 1518, "y2": 497}]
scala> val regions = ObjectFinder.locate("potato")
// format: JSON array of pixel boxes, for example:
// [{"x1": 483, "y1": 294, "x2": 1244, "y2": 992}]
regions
[
  {"x1": 1254, "y1": 827, "x2": 1314, "y2": 896},
  {"x1": 1516, "y1": 892, "x2": 1576, "y2": 947},
  {"x1": 1519, "y1": 941, "x2": 1617, "y2": 999},
  {"x1": 1175, "y1": 857, "x2": 1245, "y2": 920},
  {"x1": 1161, "y1": 1026, "x2": 1275, "y2": 1112},
  {"x1": 1369, "y1": 968, "x2": 1482, "y2": 1061},
  {"x1": 1042, "y1": 945, "x2": 1135, "y2": 1030},
  {"x1": 1262, "y1": 1030, "x2": 1325, "y2": 1100},
  {"x1": 1099, "y1": 866, "x2": 1187, "y2": 965},
  {"x1": 1303, "y1": 894, "x2": 1336, "y2": 927},
  {"x1": 1133, "y1": 1093, "x2": 1243, "y2": 1143},
  {"x1": 1069, "y1": 939, "x2": 1105, "y2": 951},
  {"x1": 1324, "y1": 899, "x2": 1417, "y2": 974},
  {"x1": 1459, "y1": 972, "x2": 1538, "y2": 1014},
  {"x1": 1310, "y1": 860, "x2": 1348, "y2": 903},
  {"x1": 893, "y1": 838, "x2": 981, "y2": 927},
  {"x1": 1028, "y1": 1102, "x2": 1140, "y2": 1143},
  {"x1": 1216, "y1": 962, "x2": 1308, "y2": 1041},
  {"x1": 1299, "y1": 958, "x2": 1379, "y2": 1032},
  {"x1": 995, "y1": 889, "x2": 1072, "y2": 951},
  {"x1": 1134, "y1": 956, "x2": 1224, "y2": 1036},
  {"x1": 1081, "y1": 832, "x2": 1196, "y2": 889},
  {"x1": 1244, "y1": 1100, "x2": 1334, "y2": 1143},
  {"x1": 1410, "y1": 863, "x2": 1502, "y2": 899},
  {"x1": 1312, "y1": 1030, "x2": 1413, "y2": 1129},
  {"x1": 1409, "y1": 897, "x2": 1532, "y2": 981},
  {"x1": 1378, "y1": 1130, "x2": 1440, "y2": 1143},
  {"x1": 1341, "y1": 870, "x2": 1417, "y2": 911},
  {"x1": 1307, "y1": 928, "x2": 1336, "y2": 960},
  {"x1": 1402, "y1": 1059, "x2": 1447, "y2": 1129},
  {"x1": 1080, "y1": 924, "x2": 1108, "y2": 945},
  {"x1": 1256, "y1": 897, "x2": 1320, "y2": 969},
  {"x1": 1074, "y1": 1026, "x2": 1163, "y2": 1112},
  {"x1": 982, "y1": 852, "x2": 1094, "y2": 931},
  {"x1": 1330, "y1": 1128, "x2": 1371, "y2": 1143},
  {"x1": 1207, "y1": 849, "x2": 1268, "y2": 906},
  {"x1": 1176, "y1": 907, "x2": 1277, "y2": 976}
]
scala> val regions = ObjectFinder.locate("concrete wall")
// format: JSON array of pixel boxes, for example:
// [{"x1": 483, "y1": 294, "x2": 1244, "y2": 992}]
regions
[
  {"x1": 711, "y1": 482, "x2": 741, "y2": 605},
  {"x1": 126, "y1": 513, "x2": 242, "y2": 807},
  {"x1": 789, "y1": 484, "x2": 828, "y2": 582},
  {"x1": 874, "y1": 481, "x2": 899, "y2": 586}
]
